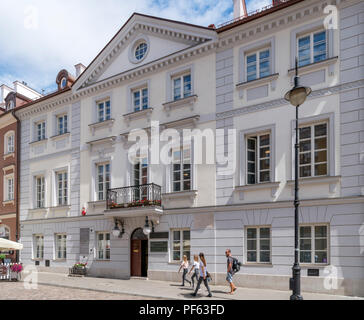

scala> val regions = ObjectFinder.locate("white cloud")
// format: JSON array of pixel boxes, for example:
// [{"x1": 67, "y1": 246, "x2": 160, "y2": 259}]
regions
[{"x1": 0, "y1": 0, "x2": 270, "y2": 93}]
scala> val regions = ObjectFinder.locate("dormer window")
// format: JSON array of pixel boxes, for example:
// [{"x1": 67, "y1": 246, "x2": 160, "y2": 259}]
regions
[{"x1": 60, "y1": 77, "x2": 67, "y2": 89}]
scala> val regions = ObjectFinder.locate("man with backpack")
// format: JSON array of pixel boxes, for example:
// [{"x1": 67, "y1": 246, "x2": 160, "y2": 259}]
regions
[{"x1": 225, "y1": 249, "x2": 238, "y2": 295}]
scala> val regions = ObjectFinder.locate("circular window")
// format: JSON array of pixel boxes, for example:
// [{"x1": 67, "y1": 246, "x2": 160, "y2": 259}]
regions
[
  {"x1": 135, "y1": 42, "x2": 148, "y2": 61},
  {"x1": 60, "y1": 77, "x2": 67, "y2": 89}
]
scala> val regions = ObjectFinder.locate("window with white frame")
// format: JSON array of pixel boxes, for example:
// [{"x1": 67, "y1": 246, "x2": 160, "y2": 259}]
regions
[
  {"x1": 4, "y1": 176, "x2": 14, "y2": 201},
  {"x1": 133, "y1": 158, "x2": 148, "y2": 201},
  {"x1": 35, "y1": 176, "x2": 45, "y2": 208},
  {"x1": 172, "y1": 146, "x2": 191, "y2": 192},
  {"x1": 97, "y1": 163, "x2": 110, "y2": 201},
  {"x1": 5, "y1": 132, "x2": 15, "y2": 154},
  {"x1": 56, "y1": 171, "x2": 68, "y2": 206},
  {"x1": 246, "y1": 133, "x2": 271, "y2": 184},
  {"x1": 97, "y1": 99, "x2": 111, "y2": 122},
  {"x1": 97, "y1": 232, "x2": 110, "y2": 260},
  {"x1": 246, "y1": 227, "x2": 271, "y2": 263},
  {"x1": 173, "y1": 74, "x2": 192, "y2": 101},
  {"x1": 34, "y1": 235, "x2": 44, "y2": 259},
  {"x1": 300, "y1": 225, "x2": 328, "y2": 264},
  {"x1": 171, "y1": 229, "x2": 190, "y2": 262},
  {"x1": 246, "y1": 48, "x2": 271, "y2": 82},
  {"x1": 36, "y1": 121, "x2": 46, "y2": 141},
  {"x1": 57, "y1": 114, "x2": 68, "y2": 135},
  {"x1": 55, "y1": 234, "x2": 67, "y2": 260},
  {"x1": 297, "y1": 30, "x2": 327, "y2": 67},
  {"x1": 299, "y1": 122, "x2": 328, "y2": 178},
  {"x1": 133, "y1": 88, "x2": 148, "y2": 112},
  {"x1": 0, "y1": 226, "x2": 10, "y2": 239}
]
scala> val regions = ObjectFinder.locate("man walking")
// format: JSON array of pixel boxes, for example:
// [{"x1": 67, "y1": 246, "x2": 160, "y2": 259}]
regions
[{"x1": 225, "y1": 249, "x2": 237, "y2": 294}]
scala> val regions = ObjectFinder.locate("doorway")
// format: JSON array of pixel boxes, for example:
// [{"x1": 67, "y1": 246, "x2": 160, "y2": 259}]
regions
[{"x1": 130, "y1": 228, "x2": 148, "y2": 277}]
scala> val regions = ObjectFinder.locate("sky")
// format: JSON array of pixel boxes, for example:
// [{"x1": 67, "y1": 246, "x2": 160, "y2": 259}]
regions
[{"x1": 0, "y1": 0, "x2": 271, "y2": 94}]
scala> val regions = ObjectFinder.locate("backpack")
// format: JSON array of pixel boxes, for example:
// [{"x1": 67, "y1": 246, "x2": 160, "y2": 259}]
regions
[{"x1": 232, "y1": 257, "x2": 241, "y2": 273}]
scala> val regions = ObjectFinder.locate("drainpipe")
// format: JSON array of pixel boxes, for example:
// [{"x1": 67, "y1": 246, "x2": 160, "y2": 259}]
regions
[{"x1": 12, "y1": 111, "x2": 20, "y2": 263}]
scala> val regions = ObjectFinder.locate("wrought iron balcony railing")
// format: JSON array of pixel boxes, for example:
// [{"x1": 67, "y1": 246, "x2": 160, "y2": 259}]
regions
[{"x1": 106, "y1": 183, "x2": 162, "y2": 210}]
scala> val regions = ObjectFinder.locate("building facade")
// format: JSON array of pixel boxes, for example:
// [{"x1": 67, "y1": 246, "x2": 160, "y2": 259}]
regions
[
  {"x1": 16, "y1": 0, "x2": 363, "y2": 297},
  {"x1": 0, "y1": 81, "x2": 42, "y2": 261}
]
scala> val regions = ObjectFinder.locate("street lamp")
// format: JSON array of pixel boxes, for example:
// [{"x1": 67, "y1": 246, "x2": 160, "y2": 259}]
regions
[
  {"x1": 284, "y1": 58, "x2": 311, "y2": 301},
  {"x1": 143, "y1": 216, "x2": 152, "y2": 235},
  {"x1": 112, "y1": 219, "x2": 125, "y2": 238}
]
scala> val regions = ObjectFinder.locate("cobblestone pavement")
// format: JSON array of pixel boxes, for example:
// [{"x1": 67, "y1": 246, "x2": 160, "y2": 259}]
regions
[
  {"x1": 0, "y1": 282, "x2": 159, "y2": 300},
  {"x1": 13, "y1": 271, "x2": 363, "y2": 300}
]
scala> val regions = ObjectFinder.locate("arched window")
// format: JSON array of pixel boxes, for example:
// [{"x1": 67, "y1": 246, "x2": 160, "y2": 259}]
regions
[{"x1": 4, "y1": 131, "x2": 15, "y2": 154}]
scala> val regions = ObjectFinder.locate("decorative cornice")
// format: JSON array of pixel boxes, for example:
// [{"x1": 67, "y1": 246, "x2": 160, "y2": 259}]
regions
[{"x1": 217, "y1": 79, "x2": 364, "y2": 120}]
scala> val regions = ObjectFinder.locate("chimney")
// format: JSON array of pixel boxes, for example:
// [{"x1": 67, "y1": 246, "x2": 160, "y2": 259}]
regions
[
  {"x1": 233, "y1": 0, "x2": 248, "y2": 20},
  {"x1": 75, "y1": 63, "x2": 86, "y2": 78}
]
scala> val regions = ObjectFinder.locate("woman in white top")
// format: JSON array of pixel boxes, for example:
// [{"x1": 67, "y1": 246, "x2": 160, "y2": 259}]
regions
[
  {"x1": 178, "y1": 255, "x2": 191, "y2": 286},
  {"x1": 191, "y1": 252, "x2": 212, "y2": 297},
  {"x1": 188, "y1": 255, "x2": 200, "y2": 289}
]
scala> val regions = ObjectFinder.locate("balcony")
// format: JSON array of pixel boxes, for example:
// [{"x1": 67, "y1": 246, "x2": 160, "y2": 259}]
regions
[{"x1": 105, "y1": 183, "x2": 163, "y2": 218}]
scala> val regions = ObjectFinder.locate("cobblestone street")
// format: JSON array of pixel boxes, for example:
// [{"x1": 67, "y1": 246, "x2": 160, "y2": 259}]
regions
[{"x1": 0, "y1": 282, "x2": 159, "y2": 300}]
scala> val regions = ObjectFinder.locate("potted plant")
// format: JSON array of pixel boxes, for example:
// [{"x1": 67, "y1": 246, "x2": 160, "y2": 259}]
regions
[
  {"x1": 0, "y1": 254, "x2": 6, "y2": 264},
  {"x1": 10, "y1": 263, "x2": 23, "y2": 281},
  {"x1": 70, "y1": 262, "x2": 88, "y2": 276}
]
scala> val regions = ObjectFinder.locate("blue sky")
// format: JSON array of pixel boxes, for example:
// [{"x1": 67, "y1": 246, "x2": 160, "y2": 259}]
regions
[{"x1": 0, "y1": 0, "x2": 270, "y2": 94}]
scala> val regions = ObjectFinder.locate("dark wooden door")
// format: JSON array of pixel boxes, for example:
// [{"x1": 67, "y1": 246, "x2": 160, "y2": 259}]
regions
[{"x1": 131, "y1": 240, "x2": 142, "y2": 277}]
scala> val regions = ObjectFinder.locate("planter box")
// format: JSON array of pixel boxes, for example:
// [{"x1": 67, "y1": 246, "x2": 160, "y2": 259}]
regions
[{"x1": 69, "y1": 267, "x2": 87, "y2": 276}]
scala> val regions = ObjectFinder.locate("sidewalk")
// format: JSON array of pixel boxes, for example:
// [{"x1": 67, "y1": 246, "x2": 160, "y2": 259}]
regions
[{"x1": 20, "y1": 271, "x2": 362, "y2": 300}]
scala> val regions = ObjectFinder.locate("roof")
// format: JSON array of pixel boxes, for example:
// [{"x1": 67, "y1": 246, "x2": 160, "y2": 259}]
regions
[{"x1": 217, "y1": 0, "x2": 306, "y2": 33}]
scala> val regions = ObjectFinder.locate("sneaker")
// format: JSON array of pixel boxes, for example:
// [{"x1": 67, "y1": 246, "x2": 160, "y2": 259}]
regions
[
  {"x1": 191, "y1": 293, "x2": 196, "y2": 297},
  {"x1": 207, "y1": 294, "x2": 212, "y2": 297}
]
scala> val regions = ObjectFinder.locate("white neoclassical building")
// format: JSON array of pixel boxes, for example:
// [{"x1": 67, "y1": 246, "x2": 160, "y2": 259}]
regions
[{"x1": 17, "y1": 0, "x2": 363, "y2": 297}]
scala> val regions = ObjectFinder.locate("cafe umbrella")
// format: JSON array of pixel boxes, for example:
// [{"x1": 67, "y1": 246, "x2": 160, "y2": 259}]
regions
[{"x1": 0, "y1": 238, "x2": 23, "y2": 251}]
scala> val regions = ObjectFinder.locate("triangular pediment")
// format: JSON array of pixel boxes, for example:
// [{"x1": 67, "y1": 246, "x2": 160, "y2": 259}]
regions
[{"x1": 73, "y1": 13, "x2": 216, "y2": 91}]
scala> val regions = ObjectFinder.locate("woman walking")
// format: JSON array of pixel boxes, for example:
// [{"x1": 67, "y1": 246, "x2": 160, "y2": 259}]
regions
[
  {"x1": 178, "y1": 255, "x2": 191, "y2": 286},
  {"x1": 191, "y1": 252, "x2": 212, "y2": 297},
  {"x1": 189, "y1": 255, "x2": 200, "y2": 289}
]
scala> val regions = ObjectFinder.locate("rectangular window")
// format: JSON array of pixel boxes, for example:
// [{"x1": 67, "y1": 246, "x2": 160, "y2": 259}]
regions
[
  {"x1": 299, "y1": 122, "x2": 328, "y2": 178},
  {"x1": 97, "y1": 100, "x2": 111, "y2": 122},
  {"x1": 298, "y1": 30, "x2": 326, "y2": 67},
  {"x1": 55, "y1": 234, "x2": 67, "y2": 260},
  {"x1": 36, "y1": 122, "x2": 46, "y2": 141},
  {"x1": 246, "y1": 49, "x2": 270, "y2": 82},
  {"x1": 97, "y1": 232, "x2": 110, "y2": 260},
  {"x1": 97, "y1": 163, "x2": 110, "y2": 201},
  {"x1": 133, "y1": 88, "x2": 148, "y2": 112},
  {"x1": 133, "y1": 158, "x2": 148, "y2": 201},
  {"x1": 246, "y1": 133, "x2": 271, "y2": 184},
  {"x1": 171, "y1": 229, "x2": 190, "y2": 262},
  {"x1": 173, "y1": 74, "x2": 191, "y2": 101},
  {"x1": 6, "y1": 177, "x2": 14, "y2": 201},
  {"x1": 56, "y1": 171, "x2": 68, "y2": 206},
  {"x1": 300, "y1": 225, "x2": 328, "y2": 264},
  {"x1": 246, "y1": 227, "x2": 271, "y2": 263},
  {"x1": 7, "y1": 134, "x2": 14, "y2": 153},
  {"x1": 57, "y1": 114, "x2": 68, "y2": 135},
  {"x1": 172, "y1": 147, "x2": 191, "y2": 192},
  {"x1": 34, "y1": 235, "x2": 44, "y2": 259},
  {"x1": 36, "y1": 176, "x2": 45, "y2": 208}
]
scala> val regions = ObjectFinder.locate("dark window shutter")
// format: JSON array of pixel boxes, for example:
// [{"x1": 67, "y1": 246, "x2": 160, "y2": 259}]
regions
[{"x1": 80, "y1": 228, "x2": 90, "y2": 256}]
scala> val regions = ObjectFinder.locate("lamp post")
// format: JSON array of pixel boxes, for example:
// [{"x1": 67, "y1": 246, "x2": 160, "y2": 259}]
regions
[{"x1": 284, "y1": 59, "x2": 311, "y2": 301}]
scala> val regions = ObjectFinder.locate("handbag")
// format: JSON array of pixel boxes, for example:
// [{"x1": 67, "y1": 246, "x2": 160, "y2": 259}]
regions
[{"x1": 206, "y1": 272, "x2": 212, "y2": 282}]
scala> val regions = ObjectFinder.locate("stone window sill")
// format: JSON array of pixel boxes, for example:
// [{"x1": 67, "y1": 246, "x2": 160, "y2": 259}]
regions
[
  {"x1": 235, "y1": 182, "x2": 280, "y2": 199},
  {"x1": 3, "y1": 152, "x2": 15, "y2": 160},
  {"x1": 242, "y1": 263, "x2": 273, "y2": 267},
  {"x1": 236, "y1": 73, "x2": 279, "y2": 91},
  {"x1": 123, "y1": 108, "x2": 153, "y2": 124},
  {"x1": 287, "y1": 175, "x2": 341, "y2": 194},
  {"x1": 89, "y1": 119, "x2": 115, "y2": 134},
  {"x1": 163, "y1": 95, "x2": 198, "y2": 116},
  {"x1": 2, "y1": 200, "x2": 15, "y2": 206},
  {"x1": 29, "y1": 139, "x2": 48, "y2": 146},
  {"x1": 50, "y1": 132, "x2": 70, "y2": 141},
  {"x1": 88, "y1": 200, "x2": 106, "y2": 209},
  {"x1": 288, "y1": 57, "x2": 338, "y2": 76},
  {"x1": 49, "y1": 205, "x2": 71, "y2": 211},
  {"x1": 300, "y1": 264, "x2": 330, "y2": 268},
  {"x1": 162, "y1": 190, "x2": 198, "y2": 200}
]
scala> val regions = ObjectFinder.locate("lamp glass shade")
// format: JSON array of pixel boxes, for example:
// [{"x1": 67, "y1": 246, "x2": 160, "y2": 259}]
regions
[
  {"x1": 285, "y1": 86, "x2": 311, "y2": 107},
  {"x1": 112, "y1": 227, "x2": 121, "y2": 237},
  {"x1": 143, "y1": 226, "x2": 152, "y2": 235}
]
